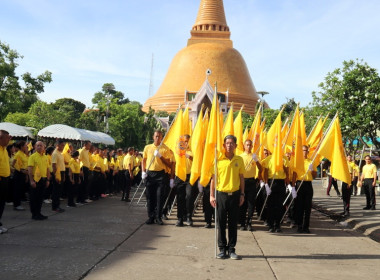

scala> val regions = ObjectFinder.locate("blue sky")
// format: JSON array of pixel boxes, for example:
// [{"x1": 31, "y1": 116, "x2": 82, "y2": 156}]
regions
[{"x1": 1, "y1": 0, "x2": 379, "y2": 111}]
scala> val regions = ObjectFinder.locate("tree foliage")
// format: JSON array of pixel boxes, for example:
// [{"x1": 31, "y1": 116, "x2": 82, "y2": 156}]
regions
[
  {"x1": 311, "y1": 59, "x2": 380, "y2": 149},
  {"x1": 0, "y1": 41, "x2": 52, "y2": 120}
]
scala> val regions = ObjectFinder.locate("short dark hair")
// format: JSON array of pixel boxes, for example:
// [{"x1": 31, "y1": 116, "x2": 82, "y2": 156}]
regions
[
  {"x1": 45, "y1": 146, "x2": 55, "y2": 155},
  {"x1": 128, "y1": 147, "x2": 134, "y2": 152},
  {"x1": 244, "y1": 139, "x2": 252, "y2": 145},
  {"x1": 71, "y1": 151, "x2": 79, "y2": 158},
  {"x1": 224, "y1": 135, "x2": 237, "y2": 144},
  {"x1": 56, "y1": 139, "x2": 65, "y2": 146}
]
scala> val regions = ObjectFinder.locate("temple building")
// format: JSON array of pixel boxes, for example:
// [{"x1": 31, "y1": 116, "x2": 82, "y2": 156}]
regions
[{"x1": 142, "y1": 0, "x2": 261, "y2": 119}]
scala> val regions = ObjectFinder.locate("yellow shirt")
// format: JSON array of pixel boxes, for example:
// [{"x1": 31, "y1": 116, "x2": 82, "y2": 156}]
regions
[
  {"x1": 94, "y1": 156, "x2": 106, "y2": 173},
  {"x1": 63, "y1": 151, "x2": 71, "y2": 168},
  {"x1": 352, "y1": 164, "x2": 359, "y2": 177},
  {"x1": 143, "y1": 143, "x2": 172, "y2": 172},
  {"x1": 14, "y1": 150, "x2": 28, "y2": 171},
  {"x1": 28, "y1": 152, "x2": 49, "y2": 180},
  {"x1": 123, "y1": 154, "x2": 135, "y2": 170},
  {"x1": 185, "y1": 151, "x2": 193, "y2": 175},
  {"x1": 240, "y1": 152, "x2": 257, "y2": 179},
  {"x1": 0, "y1": 146, "x2": 10, "y2": 177},
  {"x1": 212, "y1": 154, "x2": 244, "y2": 193},
  {"x1": 117, "y1": 155, "x2": 125, "y2": 170},
  {"x1": 296, "y1": 158, "x2": 314, "y2": 181},
  {"x1": 79, "y1": 148, "x2": 90, "y2": 169},
  {"x1": 89, "y1": 153, "x2": 97, "y2": 171},
  {"x1": 362, "y1": 163, "x2": 377, "y2": 179},
  {"x1": 52, "y1": 149, "x2": 65, "y2": 172},
  {"x1": 261, "y1": 155, "x2": 289, "y2": 180},
  {"x1": 69, "y1": 158, "x2": 81, "y2": 174},
  {"x1": 347, "y1": 161, "x2": 353, "y2": 174},
  {"x1": 135, "y1": 155, "x2": 142, "y2": 167}
]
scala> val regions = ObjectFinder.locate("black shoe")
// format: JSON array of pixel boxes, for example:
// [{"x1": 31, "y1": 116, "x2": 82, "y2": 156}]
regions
[
  {"x1": 162, "y1": 214, "x2": 169, "y2": 220},
  {"x1": 363, "y1": 206, "x2": 371, "y2": 210},
  {"x1": 32, "y1": 215, "x2": 44, "y2": 220},
  {"x1": 125, "y1": 199, "x2": 131, "y2": 202},
  {"x1": 229, "y1": 251, "x2": 240, "y2": 260},
  {"x1": 175, "y1": 219, "x2": 184, "y2": 227},
  {"x1": 185, "y1": 218, "x2": 193, "y2": 226},
  {"x1": 303, "y1": 228, "x2": 311, "y2": 234},
  {"x1": 275, "y1": 227, "x2": 282, "y2": 233},
  {"x1": 145, "y1": 218, "x2": 155, "y2": 224},
  {"x1": 217, "y1": 249, "x2": 227, "y2": 259},
  {"x1": 38, "y1": 214, "x2": 48, "y2": 220},
  {"x1": 204, "y1": 223, "x2": 212, "y2": 228},
  {"x1": 53, "y1": 208, "x2": 65, "y2": 213},
  {"x1": 155, "y1": 218, "x2": 164, "y2": 225},
  {"x1": 240, "y1": 225, "x2": 247, "y2": 231},
  {"x1": 121, "y1": 198, "x2": 125, "y2": 201},
  {"x1": 370, "y1": 207, "x2": 376, "y2": 210},
  {"x1": 297, "y1": 227, "x2": 303, "y2": 233},
  {"x1": 268, "y1": 227, "x2": 275, "y2": 233},
  {"x1": 247, "y1": 224, "x2": 253, "y2": 231}
]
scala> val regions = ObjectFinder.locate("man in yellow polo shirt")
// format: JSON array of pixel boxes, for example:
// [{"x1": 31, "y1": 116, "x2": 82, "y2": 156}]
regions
[
  {"x1": 210, "y1": 135, "x2": 245, "y2": 260},
  {"x1": 293, "y1": 145, "x2": 317, "y2": 233},
  {"x1": 51, "y1": 139, "x2": 66, "y2": 213},
  {"x1": 28, "y1": 141, "x2": 50, "y2": 220},
  {"x1": 239, "y1": 139, "x2": 262, "y2": 231},
  {"x1": 142, "y1": 130, "x2": 173, "y2": 225},
  {"x1": 78, "y1": 140, "x2": 91, "y2": 204},
  {"x1": 360, "y1": 155, "x2": 377, "y2": 210},
  {"x1": 0, "y1": 130, "x2": 11, "y2": 234},
  {"x1": 122, "y1": 147, "x2": 135, "y2": 202},
  {"x1": 341, "y1": 155, "x2": 354, "y2": 217}
]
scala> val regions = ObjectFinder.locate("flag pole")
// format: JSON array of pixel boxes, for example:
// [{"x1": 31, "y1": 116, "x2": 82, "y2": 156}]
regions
[
  {"x1": 306, "y1": 114, "x2": 322, "y2": 142},
  {"x1": 214, "y1": 82, "x2": 219, "y2": 258}
]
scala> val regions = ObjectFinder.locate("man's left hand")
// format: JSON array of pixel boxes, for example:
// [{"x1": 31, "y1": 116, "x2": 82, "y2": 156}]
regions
[{"x1": 239, "y1": 195, "x2": 244, "y2": 206}]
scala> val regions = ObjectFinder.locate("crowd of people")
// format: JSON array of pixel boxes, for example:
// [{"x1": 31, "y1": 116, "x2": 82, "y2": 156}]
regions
[
  {"x1": 0, "y1": 129, "x2": 143, "y2": 234},
  {"x1": 1, "y1": 128, "x2": 378, "y2": 260}
]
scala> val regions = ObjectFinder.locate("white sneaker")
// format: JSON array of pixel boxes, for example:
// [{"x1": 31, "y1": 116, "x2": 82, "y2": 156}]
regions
[
  {"x1": 43, "y1": 199, "x2": 52, "y2": 204},
  {"x1": 0, "y1": 226, "x2": 8, "y2": 234},
  {"x1": 85, "y1": 199, "x2": 93, "y2": 203},
  {"x1": 14, "y1": 206, "x2": 25, "y2": 211}
]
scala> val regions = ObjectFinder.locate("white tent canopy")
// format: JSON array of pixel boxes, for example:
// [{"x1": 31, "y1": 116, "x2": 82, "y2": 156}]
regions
[
  {"x1": 0, "y1": 122, "x2": 35, "y2": 138},
  {"x1": 37, "y1": 124, "x2": 115, "y2": 145}
]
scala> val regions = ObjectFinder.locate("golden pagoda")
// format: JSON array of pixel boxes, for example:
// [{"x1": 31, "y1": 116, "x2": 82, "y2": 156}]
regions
[{"x1": 142, "y1": 0, "x2": 260, "y2": 116}]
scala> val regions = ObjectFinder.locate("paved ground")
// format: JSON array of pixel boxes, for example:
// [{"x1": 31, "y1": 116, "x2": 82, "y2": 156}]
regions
[{"x1": 0, "y1": 181, "x2": 379, "y2": 280}]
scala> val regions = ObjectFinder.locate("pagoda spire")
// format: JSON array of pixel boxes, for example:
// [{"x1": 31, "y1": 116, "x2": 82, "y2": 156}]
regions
[{"x1": 188, "y1": 0, "x2": 231, "y2": 46}]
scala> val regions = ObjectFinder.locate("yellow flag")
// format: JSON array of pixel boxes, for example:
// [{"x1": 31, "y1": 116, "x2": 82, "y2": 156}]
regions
[
  {"x1": 63, "y1": 143, "x2": 70, "y2": 154},
  {"x1": 268, "y1": 111, "x2": 283, "y2": 173},
  {"x1": 190, "y1": 109, "x2": 206, "y2": 185},
  {"x1": 299, "y1": 111, "x2": 307, "y2": 146},
  {"x1": 259, "y1": 129, "x2": 267, "y2": 160},
  {"x1": 243, "y1": 126, "x2": 249, "y2": 143},
  {"x1": 27, "y1": 142, "x2": 33, "y2": 151},
  {"x1": 251, "y1": 113, "x2": 262, "y2": 153},
  {"x1": 163, "y1": 110, "x2": 187, "y2": 181},
  {"x1": 291, "y1": 107, "x2": 305, "y2": 176},
  {"x1": 248, "y1": 103, "x2": 262, "y2": 141},
  {"x1": 234, "y1": 106, "x2": 244, "y2": 155},
  {"x1": 316, "y1": 115, "x2": 351, "y2": 185},
  {"x1": 183, "y1": 106, "x2": 190, "y2": 136},
  {"x1": 200, "y1": 93, "x2": 222, "y2": 186},
  {"x1": 222, "y1": 103, "x2": 234, "y2": 139}
]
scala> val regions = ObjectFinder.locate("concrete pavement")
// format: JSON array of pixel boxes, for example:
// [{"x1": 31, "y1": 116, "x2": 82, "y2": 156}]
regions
[{"x1": 0, "y1": 186, "x2": 380, "y2": 280}]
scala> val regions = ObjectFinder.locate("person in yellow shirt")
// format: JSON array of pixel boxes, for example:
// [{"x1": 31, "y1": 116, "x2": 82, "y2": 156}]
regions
[
  {"x1": 351, "y1": 161, "x2": 359, "y2": 196},
  {"x1": 256, "y1": 148, "x2": 271, "y2": 223},
  {"x1": 68, "y1": 151, "x2": 81, "y2": 207},
  {"x1": 116, "y1": 148, "x2": 125, "y2": 196},
  {"x1": 341, "y1": 155, "x2": 354, "y2": 217},
  {"x1": 133, "y1": 149, "x2": 142, "y2": 186},
  {"x1": 142, "y1": 130, "x2": 173, "y2": 225},
  {"x1": 12, "y1": 141, "x2": 29, "y2": 211},
  {"x1": 174, "y1": 135, "x2": 194, "y2": 227},
  {"x1": 293, "y1": 145, "x2": 317, "y2": 233},
  {"x1": 239, "y1": 139, "x2": 262, "y2": 231},
  {"x1": 122, "y1": 147, "x2": 135, "y2": 202},
  {"x1": 210, "y1": 135, "x2": 245, "y2": 260},
  {"x1": 43, "y1": 146, "x2": 55, "y2": 204},
  {"x1": 360, "y1": 155, "x2": 377, "y2": 210},
  {"x1": 51, "y1": 139, "x2": 66, "y2": 213},
  {"x1": 28, "y1": 141, "x2": 50, "y2": 220},
  {"x1": 78, "y1": 140, "x2": 91, "y2": 204},
  {"x1": 0, "y1": 130, "x2": 11, "y2": 233},
  {"x1": 262, "y1": 148, "x2": 289, "y2": 233}
]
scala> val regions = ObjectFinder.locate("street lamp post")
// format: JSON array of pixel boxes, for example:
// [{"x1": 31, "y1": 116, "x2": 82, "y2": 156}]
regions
[{"x1": 257, "y1": 91, "x2": 269, "y2": 119}]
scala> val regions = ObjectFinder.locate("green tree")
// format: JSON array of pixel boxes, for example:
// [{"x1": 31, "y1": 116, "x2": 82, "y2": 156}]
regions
[
  {"x1": 53, "y1": 98, "x2": 86, "y2": 127},
  {"x1": 4, "y1": 112, "x2": 34, "y2": 126},
  {"x1": 0, "y1": 41, "x2": 52, "y2": 120},
  {"x1": 311, "y1": 59, "x2": 380, "y2": 150}
]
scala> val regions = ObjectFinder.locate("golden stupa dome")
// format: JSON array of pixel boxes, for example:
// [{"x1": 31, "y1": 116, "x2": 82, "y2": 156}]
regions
[{"x1": 143, "y1": 0, "x2": 260, "y2": 115}]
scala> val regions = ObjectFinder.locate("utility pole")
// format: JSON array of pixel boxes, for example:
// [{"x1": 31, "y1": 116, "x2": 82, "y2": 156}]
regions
[{"x1": 148, "y1": 53, "x2": 154, "y2": 97}]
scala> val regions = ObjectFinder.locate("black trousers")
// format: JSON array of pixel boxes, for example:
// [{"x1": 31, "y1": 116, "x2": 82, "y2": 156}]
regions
[
  {"x1": 267, "y1": 179, "x2": 286, "y2": 228},
  {"x1": 29, "y1": 178, "x2": 47, "y2": 216},
  {"x1": 0, "y1": 176, "x2": 9, "y2": 225},
  {"x1": 67, "y1": 174, "x2": 79, "y2": 206},
  {"x1": 295, "y1": 181, "x2": 313, "y2": 230},
  {"x1": 122, "y1": 172, "x2": 132, "y2": 200},
  {"x1": 203, "y1": 184, "x2": 214, "y2": 224},
  {"x1": 239, "y1": 178, "x2": 257, "y2": 226},
  {"x1": 175, "y1": 176, "x2": 189, "y2": 219},
  {"x1": 146, "y1": 170, "x2": 166, "y2": 219},
  {"x1": 341, "y1": 182, "x2": 351, "y2": 213},
  {"x1": 82, "y1": 166, "x2": 90, "y2": 200},
  {"x1": 256, "y1": 182, "x2": 267, "y2": 220},
  {"x1": 363, "y1": 178, "x2": 376, "y2": 208},
  {"x1": 351, "y1": 176, "x2": 358, "y2": 195},
  {"x1": 327, "y1": 176, "x2": 340, "y2": 195},
  {"x1": 13, "y1": 170, "x2": 26, "y2": 207},
  {"x1": 216, "y1": 190, "x2": 240, "y2": 250},
  {"x1": 52, "y1": 171, "x2": 64, "y2": 210}
]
